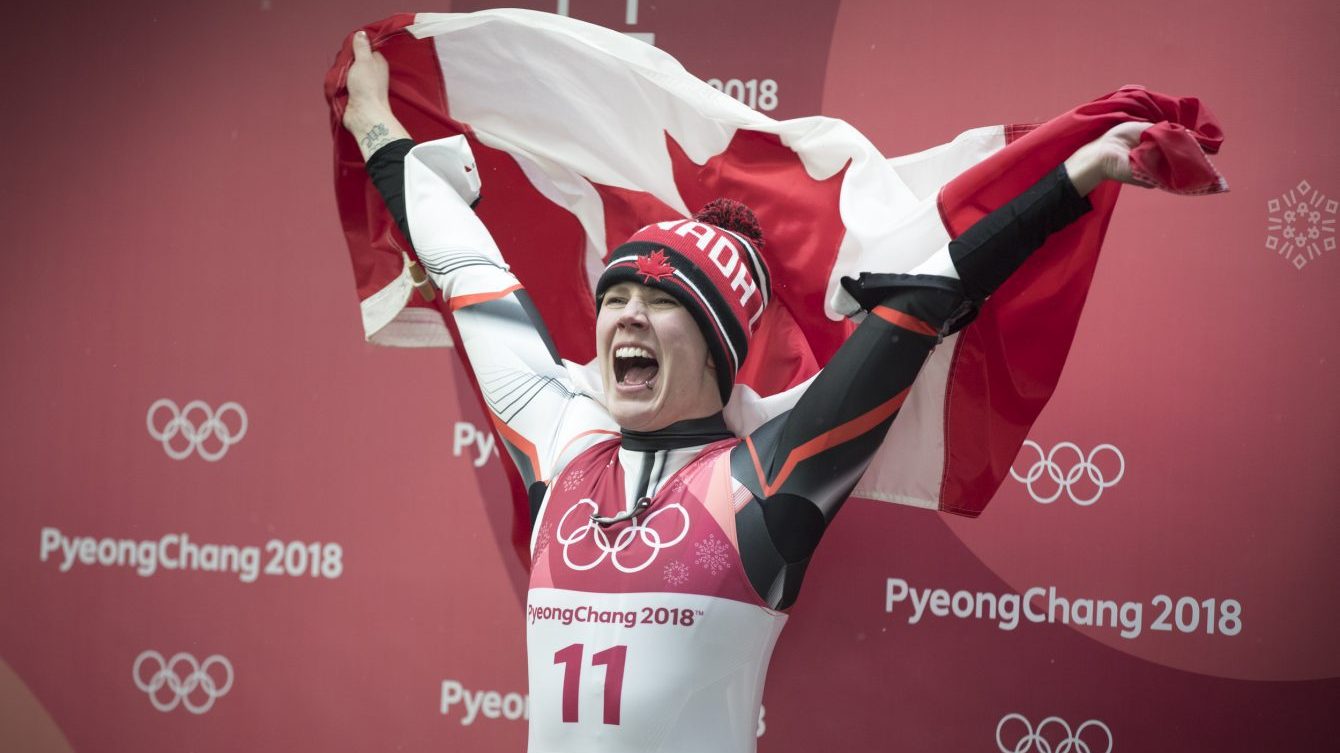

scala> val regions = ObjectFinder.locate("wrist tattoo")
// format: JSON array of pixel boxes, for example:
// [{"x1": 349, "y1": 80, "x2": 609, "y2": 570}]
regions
[{"x1": 361, "y1": 122, "x2": 392, "y2": 153}]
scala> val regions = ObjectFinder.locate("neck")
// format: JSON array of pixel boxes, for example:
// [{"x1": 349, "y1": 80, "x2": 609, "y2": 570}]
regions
[{"x1": 620, "y1": 412, "x2": 733, "y2": 451}]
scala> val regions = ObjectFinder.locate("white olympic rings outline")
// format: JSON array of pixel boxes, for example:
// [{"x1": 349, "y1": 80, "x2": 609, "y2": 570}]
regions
[
  {"x1": 996, "y1": 714, "x2": 1113, "y2": 753},
  {"x1": 132, "y1": 650, "x2": 234, "y2": 714},
  {"x1": 556, "y1": 498, "x2": 690, "y2": 573},
  {"x1": 1009, "y1": 440, "x2": 1125, "y2": 506},
  {"x1": 146, "y1": 399, "x2": 248, "y2": 462}
]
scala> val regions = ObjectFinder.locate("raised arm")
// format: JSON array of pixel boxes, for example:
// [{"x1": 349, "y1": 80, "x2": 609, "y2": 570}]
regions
[
  {"x1": 342, "y1": 32, "x2": 412, "y2": 161},
  {"x1": 342, "y1": 32, "x2": 616, "y2": 505},
  {"x1": 730, "y1": 126, "x2": 1151, "y2": 609}
]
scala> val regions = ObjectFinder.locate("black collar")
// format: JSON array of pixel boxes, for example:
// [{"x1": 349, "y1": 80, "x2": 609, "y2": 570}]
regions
[{"x1": 620, "y1": 413, "x2": 734, "y2": 451}]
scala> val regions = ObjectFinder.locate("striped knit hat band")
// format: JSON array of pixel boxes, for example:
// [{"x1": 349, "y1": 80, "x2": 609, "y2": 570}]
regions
[{"x1": 596, "y1": 217, "x2": 771, "y2": 404}]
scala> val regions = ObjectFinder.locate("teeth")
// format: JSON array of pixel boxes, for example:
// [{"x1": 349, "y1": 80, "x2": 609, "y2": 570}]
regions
[{"x1": 614, "y1": 346, "x2": 654, "y2": 359}]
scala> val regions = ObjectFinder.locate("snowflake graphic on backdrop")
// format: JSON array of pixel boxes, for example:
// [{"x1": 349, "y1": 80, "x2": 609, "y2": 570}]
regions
[
  {"x1": 663, "y1": 560, "x2": 689, "y2": 587},
  {"x1": 561, "y1": 468, "x2": 586, "y2": 492},
  {"x1": 694, "y1": 534, "x2": 731, "y2": 575},
  {"x1": 1266, "y1": 180, "x2": 1336, "y2": 270}
]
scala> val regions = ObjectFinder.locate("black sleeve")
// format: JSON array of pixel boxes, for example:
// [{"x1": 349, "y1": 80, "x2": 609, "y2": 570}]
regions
[
  {"x1": 366, "y1": 138, "x2": 417, "y2": 248},
  {"x1": 731, "y1": 165, "x2": 1093, "y2": 610},
  {"x1": 949, "y1": 164, "x2": 1092, "y2": 303},
  {"x1": 731, "y1": 282, "x2": 961, "y2": 609}
]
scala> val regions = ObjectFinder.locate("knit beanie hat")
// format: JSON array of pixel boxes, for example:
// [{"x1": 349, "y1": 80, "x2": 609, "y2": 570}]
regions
[{"x1": 595, "y1": 199, "x2": 772, "y2": 404}]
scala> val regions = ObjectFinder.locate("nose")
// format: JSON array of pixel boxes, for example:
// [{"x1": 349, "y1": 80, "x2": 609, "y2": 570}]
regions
[{"x1": 617, "y1": 297, "x2": 649, "y2": 329}]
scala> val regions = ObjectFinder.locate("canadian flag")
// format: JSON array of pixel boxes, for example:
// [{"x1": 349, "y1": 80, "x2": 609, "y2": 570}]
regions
[{"x1": 324, "y1": 9, "x2": 1223, "y2": 519}]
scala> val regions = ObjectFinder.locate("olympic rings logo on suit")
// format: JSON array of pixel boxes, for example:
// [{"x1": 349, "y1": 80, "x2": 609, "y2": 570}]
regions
[
  {"x1": 1010, "y1": 440, "x2": 1125, "y2": 506},
  {"x1": 146, "y1": 399, "x2": 247, "y2": 461},
  {"x1": 556, "y1": 498, "x2": 689, "y2": 573},
  {"x1": 132, "y1": 650, "x2": 234, "y2": 714},
  {"x1": 996, "y1": 713, "x2": 1112, "y2": 753}
]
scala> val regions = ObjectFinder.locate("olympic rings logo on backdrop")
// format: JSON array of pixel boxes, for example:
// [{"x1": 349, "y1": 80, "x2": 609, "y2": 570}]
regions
[
  {"x1": 146, "y1": 399, "x2": 247, "y2": 461},
  {"x1": 556, "y1": 498, "x2": 689, "y2": 573},
  {"x1": 1010, "y1": 440, "x2": 1125, "y2": 506},
  {"x1": 132, "y1": 651, "x2": 234, "y2": 714},
  {"x1": 996, "y1": 713, "x2": 1113, "y2": 753}
]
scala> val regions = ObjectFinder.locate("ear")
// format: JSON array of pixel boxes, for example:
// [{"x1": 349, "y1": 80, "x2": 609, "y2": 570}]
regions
[{"x1": 704, "y1": 350, "x2": 716, "y2": 369}]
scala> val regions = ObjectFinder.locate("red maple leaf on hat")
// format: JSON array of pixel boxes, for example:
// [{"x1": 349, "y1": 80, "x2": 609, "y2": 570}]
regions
[{"x1": 635, "y1": 249, "x2": 676, "y2": 283}]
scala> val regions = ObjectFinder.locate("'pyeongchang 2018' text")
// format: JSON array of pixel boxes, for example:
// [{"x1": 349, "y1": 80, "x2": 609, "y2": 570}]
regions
[
  {"x1": 527, "y1": 603, "x2": 699, "y2": 629},
  {"x1": 38, "y1": 526, "x2": 344, "y2": 583},
  {"x1": 885, "y1": 577, "x2": 1242, "y2": 639}
]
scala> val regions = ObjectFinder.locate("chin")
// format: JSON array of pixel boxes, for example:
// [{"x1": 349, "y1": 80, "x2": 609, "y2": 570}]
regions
[
  {"x1": 608, "y1": 399, "x2": 660, "y2": 432},
  {"x1": 603, "y1": 368, "x2": 661, "y2": 430}
]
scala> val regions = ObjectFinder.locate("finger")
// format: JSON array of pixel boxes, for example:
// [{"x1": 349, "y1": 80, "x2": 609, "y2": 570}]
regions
[
  {"x1": 1110, "y1": 121, "x2": 1153, "y2": 145},
  {"x1": 1128, "y1": 172, "x2": 1157, "y2": 189},
  {"x1": 351, "y1": 30, "x2": 371, "y2": 60},
  {"x1": 1121, "y1": 160, "x2": 1157, "y2": 189},
  {"x1": 1126, "y1": 122, "x2": 1154, "y2": 140}
]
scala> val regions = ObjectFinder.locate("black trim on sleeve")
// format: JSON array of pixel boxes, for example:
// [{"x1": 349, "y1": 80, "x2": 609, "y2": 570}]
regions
[
  {"x1": 528, "y1": 481, "x2": 550, "y2": 527},
  {"x1": 949, "y1": 164, "x2": 1093, "y2": 303},
  {"x1": 366, "y1": 138, "x2": 417, "y2": 247}
]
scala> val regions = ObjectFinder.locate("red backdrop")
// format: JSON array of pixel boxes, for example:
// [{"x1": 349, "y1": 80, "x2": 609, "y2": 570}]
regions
[{"x1": 2, "y1": 0, "x2": 1337, "y2": 750}]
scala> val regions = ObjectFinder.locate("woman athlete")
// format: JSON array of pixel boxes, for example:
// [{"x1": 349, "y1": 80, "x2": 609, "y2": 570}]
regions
[{"x1": 341, "y1": 29, "x2": 1154, "y2": 753}]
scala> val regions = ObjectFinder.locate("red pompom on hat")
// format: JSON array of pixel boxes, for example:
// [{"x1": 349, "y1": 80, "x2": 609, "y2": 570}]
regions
[
  {"x1": 596, "y1": 199, "x2": 772, "y2": 404},
  {"x1": 694, "y1": 198, "x2": 765, "y2": 248}
]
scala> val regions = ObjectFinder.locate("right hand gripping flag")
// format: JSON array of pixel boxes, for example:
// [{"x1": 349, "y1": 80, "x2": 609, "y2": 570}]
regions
[{"x1": 324, "y1": 9, "x2": 1224, "y2": 518}]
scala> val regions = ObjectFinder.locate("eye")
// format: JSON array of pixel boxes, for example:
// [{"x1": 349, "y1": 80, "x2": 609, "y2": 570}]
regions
[
  {"x1": 652, "y1": 296, "x2": 679, "y2": 307},
  {"x1": 604, "y1": 295, "x2": 628, "y2": 306}
]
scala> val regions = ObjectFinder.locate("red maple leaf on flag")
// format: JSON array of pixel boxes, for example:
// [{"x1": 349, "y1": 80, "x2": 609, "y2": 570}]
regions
[{"x1": 635, "y1": 250, "x2": 676, "y2": 282}]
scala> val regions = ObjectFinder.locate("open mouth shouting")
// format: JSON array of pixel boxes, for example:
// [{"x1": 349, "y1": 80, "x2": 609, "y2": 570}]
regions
[{"x1": 613, "y1": 345, "x2": 659, "y2": 392}]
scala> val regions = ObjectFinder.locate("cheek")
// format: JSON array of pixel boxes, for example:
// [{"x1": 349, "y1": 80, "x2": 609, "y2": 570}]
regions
[
  {"x1": 594, "y1": 312, "x2": 615, "y2": 355},
  {"x1": 664, "y1": 316, "x2": 707, "y2": 365}
]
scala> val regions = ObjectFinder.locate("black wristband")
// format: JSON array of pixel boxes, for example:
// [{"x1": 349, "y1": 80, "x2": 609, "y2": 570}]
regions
[
  {"x1": 367, "y1": 137, "x2": 415, "y2": 168},
  {"x1": 365, "y1": 138, "x2": 417, "y2": 246}
]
